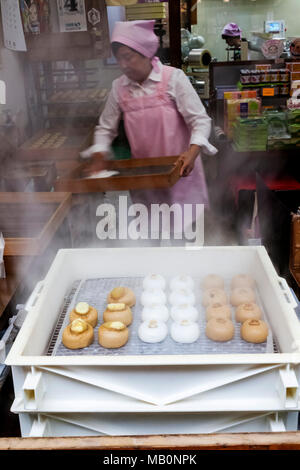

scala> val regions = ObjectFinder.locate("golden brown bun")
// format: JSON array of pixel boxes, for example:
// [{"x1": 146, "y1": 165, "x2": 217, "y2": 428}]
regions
[
  {"x1": 241, "y1": 319, "x2": 268, "y2": 343},
  {"x1": 107, "y1": 287, "x2": 136, "y2": 307},
  {"x1": 98, "y1": 321, "x2": 129, "y2": 349},
  {"x1": 62, "y1": 321, "x2": 94, "y2": 350},
  {"x1": 235, "y1": 302, "x2": 262, "y2": 323},
  {"x1": 205, "y1": 317, "x2": 235, "y2": 342},
  {"x1": 69, "y1": 306, "x2": 98, "y2": 328},
  {"x1": 103, "y1": 304, "x2": 133, "y2": 326}
]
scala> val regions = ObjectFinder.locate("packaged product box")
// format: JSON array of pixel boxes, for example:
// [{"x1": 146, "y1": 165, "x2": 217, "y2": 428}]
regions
[
  {"x1": 223, "y1": 90, "x2": 257, "y2": 100},
  {"x1": 290, "y1": 79, "x2": 300, "y2": 96},
  {"x1": 287, "y1": 99, "x2": 300, "y2": 109},
  {"x1": 232, "y1": 117, "x2": 268, "y2": 151},
  {"x1": 125, "y1": 3, "x2": 166, "y2": 20},
  {"x1": 225, "y1": 98, "x2": 261, "y2": 120},
  {"x1": 255, "y1": 64, "x2": 272, "y2": 71},
  {"x1": 263, "y1": 110, "x2": 290, "y2": 140},
  {"x1": 286, "y1": 62, "x2": 300, "y2": 72},
  {"x1": 223, "y1": 93, "x2": 260, "y2": 139},
  {"x1": 287, "y1": 109, "x2": 300, "y2": 124},
  {"x1": 268, "y1": 136, "x2": 299, "y2": 150},
  {"x1": 291, "y1": 72, "x2": 300, "y2": 82},
  {"x1": 288, "y1": 123, "x2": 300, "y2": 136},
  {"x1": 224, "y1": 98, "x2": 261, "y2": 139},
  {"x1": 225, "y1": 120, "x2": 236, "y2": 140}
]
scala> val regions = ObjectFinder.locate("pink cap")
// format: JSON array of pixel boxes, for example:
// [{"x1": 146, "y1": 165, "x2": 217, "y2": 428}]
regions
[
  {"x1": 111, "y1": 20, "x2": 159, "y2": 59},
  {"x1": 222, "y1": 23, "x2": 242, "y2": 38}
]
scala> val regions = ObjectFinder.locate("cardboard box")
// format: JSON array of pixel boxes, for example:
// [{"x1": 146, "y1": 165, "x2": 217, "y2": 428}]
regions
[
  {"x1": 223, "y1": 90, "x2": 257, "y2": 100},
  {"x1": 286, "y1": 62, "x2": 300, "y2": 72},
  {"x1": 291, "y1": 72, "x2": 300, "y2": 81},
  {"x1": 126, "y1": 3, "x2": 166, "y2": 20}
]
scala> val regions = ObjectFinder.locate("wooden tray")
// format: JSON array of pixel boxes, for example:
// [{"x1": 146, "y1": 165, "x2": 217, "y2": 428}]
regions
[
  {"x1": 0, "y1": 192, "x2": 72, "y2": 256},
  {"x1": 54, "y1": 156, "x2": 182, "y2": 193},
  {"x1": 16, "y1": 128, "x2": 93, "y2": 161}
]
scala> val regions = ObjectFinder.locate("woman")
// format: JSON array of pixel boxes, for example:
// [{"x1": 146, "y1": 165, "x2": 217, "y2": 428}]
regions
[
  {"x1": 221, "y1": 23, "x2": 242, "y2": 48},
  {"x1": 221, "y1": 23, "x2": 243, "y2": 60},
  {"x1": 82, "y1": 20, "x2": 217, "y2": 240}
]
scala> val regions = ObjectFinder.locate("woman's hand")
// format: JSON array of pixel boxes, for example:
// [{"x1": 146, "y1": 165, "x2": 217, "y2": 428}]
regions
[
  {"x1": 178, "y1": 145, "x2": 201, "y2": 177},
  {"x1": 81, "y1": 152, "x2": 108, "y2": 177}
]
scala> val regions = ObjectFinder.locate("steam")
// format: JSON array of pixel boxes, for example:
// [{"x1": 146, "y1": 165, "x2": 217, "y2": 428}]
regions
[{"x1": 0, "y1": 0, "x2": 241, "y2": 281}]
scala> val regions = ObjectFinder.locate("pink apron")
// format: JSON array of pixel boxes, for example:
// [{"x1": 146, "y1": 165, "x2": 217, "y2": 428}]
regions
[{"x1": 118, "y1": 65, "x2": 209, "y2": 235}]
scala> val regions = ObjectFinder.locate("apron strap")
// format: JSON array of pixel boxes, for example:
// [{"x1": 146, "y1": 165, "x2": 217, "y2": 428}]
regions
[{"x1": 158, "y1": 65, "x2": 175, "y2": 96}]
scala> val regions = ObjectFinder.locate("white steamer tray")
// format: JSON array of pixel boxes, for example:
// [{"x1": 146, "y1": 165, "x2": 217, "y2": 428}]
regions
[
  {"x1": 5, "y1": 246, "x2": 300, "y2": 414},
  {"x1": 16, "y1": 410, "x2": 299, "y2": 437}
]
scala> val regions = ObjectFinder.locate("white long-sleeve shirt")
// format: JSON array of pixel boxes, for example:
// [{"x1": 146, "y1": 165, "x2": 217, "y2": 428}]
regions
[{"x1": 83, "y1": 60, "x2": 217, "y2": 157}]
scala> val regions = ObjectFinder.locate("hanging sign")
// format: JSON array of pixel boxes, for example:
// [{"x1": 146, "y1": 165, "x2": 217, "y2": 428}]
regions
[
  {"x1": 0, "y1": 0, "x2": 27, "y2": 51},
  {"x1": 56, "y1": 0, "x2": 88, "y2": 32}
]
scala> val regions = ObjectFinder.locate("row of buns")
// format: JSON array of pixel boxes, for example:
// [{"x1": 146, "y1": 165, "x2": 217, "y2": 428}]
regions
[
  {"x1": 62, "y1": 287, "x2": 136, "y2": 350},
  {"x1": 201, "y1": 274, "x2": 268, "y2": 343},
  {"x1": 61, "y1": 273, "x2": 269, "y2": 350}
]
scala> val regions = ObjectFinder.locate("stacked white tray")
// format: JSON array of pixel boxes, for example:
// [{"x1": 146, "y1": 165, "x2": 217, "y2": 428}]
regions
[{"x1": 6, "y1": 246, "x2": 300, "y2": 437}]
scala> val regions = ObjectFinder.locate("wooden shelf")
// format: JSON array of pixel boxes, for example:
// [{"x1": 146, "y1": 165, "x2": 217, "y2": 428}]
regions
[
  {"x1": 16, "y1": 128, "x2": 93, "y2": 161},
  {"x1": 0, "y1": 192, "x2": 72, "y2": 256}
]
